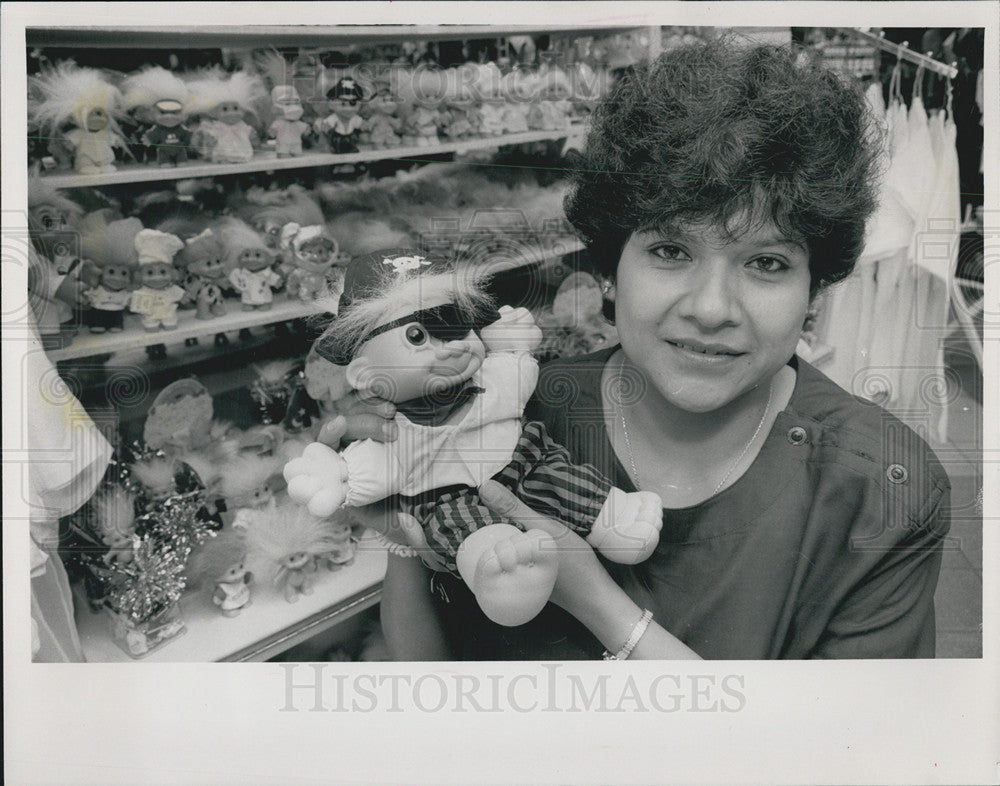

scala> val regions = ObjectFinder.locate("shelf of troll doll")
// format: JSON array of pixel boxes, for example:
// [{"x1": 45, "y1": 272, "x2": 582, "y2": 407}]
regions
[
  {"x1": 46, "y1": 238, "x2": 585, "y2": 363},
  {"x1": 73, "y1": 528, "x2": 388, "y2": 662},
  {"x1": 26, "y1": 24, "x2": 652, "y2": 50},
  {"x1": 36, "y1": 126, "x2": 588, "y2": 189}
]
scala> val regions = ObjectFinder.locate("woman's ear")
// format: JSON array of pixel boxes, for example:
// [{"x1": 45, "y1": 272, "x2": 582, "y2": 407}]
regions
[
  {"x1": 600, "y1": 276, "x2": 616, "y2": 324},
  {"x1": 344, "y1": 356, "x2": 371, "y2": 391}
]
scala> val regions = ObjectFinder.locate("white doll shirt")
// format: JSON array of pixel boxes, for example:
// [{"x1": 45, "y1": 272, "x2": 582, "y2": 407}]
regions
[
  {"x1": 201, "y1": 120, "x2": 255, "y2": 162},
  {"x1": 130, "y1": 285, "x2": 185, "y2": 319},
  {"x1": 216, "y1": 580, "x2": 251, "y2": 611},
  {"x1": 316, "y1": 114, "x2": 364, "y2": 136},
  {"x1": 86, "y1": 285, "x2": 132, "y2": 311},
  {"x1": 340, "y1": 351, "x2": 539, "y2": 506},
  {"x1": 65, "y1": 128, "x2": 116, "y2": 167},
  {"x1": 229, "y1": 267, "x2": 281, "y2": 305}
]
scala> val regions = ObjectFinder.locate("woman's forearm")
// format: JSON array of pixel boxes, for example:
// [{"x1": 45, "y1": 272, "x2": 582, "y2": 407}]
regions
[
  {"x1": 567, "y1": 567, "x2": 702, "y2": 660},
  {"x1": 380, "y1": 554, "x2": 453, "y2": 661}
]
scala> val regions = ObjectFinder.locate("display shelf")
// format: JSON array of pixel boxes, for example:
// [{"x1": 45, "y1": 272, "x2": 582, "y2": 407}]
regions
[
  {"x1": 27, "y1": 25, "x2": 647, "y2": 50},
  {"x1": 47, "y1": 294, "x2": 332, "y2": 363},
  {"x1": 37, "y1": 127, "x2": 587, "y2": 189},
  {"x1": 47, "y1": 238, "x2": 585, "y2": 363},
  {"x1": 74, "y1": 530, "x2": 388, "y2": 662}
]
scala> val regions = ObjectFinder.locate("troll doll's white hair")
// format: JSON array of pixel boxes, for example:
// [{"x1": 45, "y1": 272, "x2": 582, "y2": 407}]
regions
[{"x1": 319, "y1": 261, "x2": 496, "y2": 366}]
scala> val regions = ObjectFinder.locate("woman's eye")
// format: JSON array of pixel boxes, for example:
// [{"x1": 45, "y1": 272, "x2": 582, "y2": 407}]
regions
[
  {"x1": 649, "y1": 244, "x2": 690, "y2": 262},
  {"x1": 748, "y1": 256, "x2": 788, "y2": 273},
  {"x1": 404, "y1": 325, "x2": 428, "y2": 346}
]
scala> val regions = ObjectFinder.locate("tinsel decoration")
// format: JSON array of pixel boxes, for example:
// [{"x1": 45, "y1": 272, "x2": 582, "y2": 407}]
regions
[
  {"x1": 136, "y1": 488, "x2": 218, "y2": 560},
  {"x1": 101, "y1": 534, "x2": 187, "y2": 625},
  {"x1": 122, "y1": 440, "x2": 209, "y2": 507}
]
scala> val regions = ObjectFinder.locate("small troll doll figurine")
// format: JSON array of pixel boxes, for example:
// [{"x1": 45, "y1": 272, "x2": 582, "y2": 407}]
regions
[
  {"x1": 123, "y1": 66, "x2": 193, "y2": 167},
  {"x1": 268, "y1": 85, "x2": 310, "y2": 157},
  {"x1": 187, "y1": 69, "x2": 266, "y2": 164},
  {"x1": 177, "y1": 229, "x2": 228, "y2": 320},
  {"x1": 315, "y1": 77, "x2": 365, "y2": 154},
  {"x1": 241, "y1": 503, "x2": 341, "y2": 603},
  {"x1": 30, "y1": 62, "x2": 129, "y2": 174},
  {"x1": 285, "y1": 249, "x2": 662, "y2": 626},
  {"x1": 129, "y1": 229, "x2": 186, "y2": 332},
  {"x1": 280, "y1": 222, "x2": 340, "y2": 301}
]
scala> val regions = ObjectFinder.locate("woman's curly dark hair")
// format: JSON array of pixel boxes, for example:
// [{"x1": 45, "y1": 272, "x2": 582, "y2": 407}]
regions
[{"x1": 564, "y1": 40, "x2": 882, "y2": 297}]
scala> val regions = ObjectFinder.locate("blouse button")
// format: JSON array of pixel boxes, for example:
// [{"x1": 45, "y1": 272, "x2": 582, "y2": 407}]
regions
[
  {"x1": 786, "y1": 426, "x2": 808, "y2": 445},
  {"x1": 886, "y1": 464, "x2": 908, "y2": 484}
]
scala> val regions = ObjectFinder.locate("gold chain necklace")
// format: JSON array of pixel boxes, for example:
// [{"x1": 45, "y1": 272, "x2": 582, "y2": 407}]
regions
[{"x1": 616, "y1": 353, "x2": 774, "y2": 496}]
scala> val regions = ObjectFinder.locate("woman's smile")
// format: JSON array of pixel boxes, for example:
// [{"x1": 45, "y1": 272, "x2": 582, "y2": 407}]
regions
[{"x1": 664, "y1": 337, "x2": 745, "y2": 359}]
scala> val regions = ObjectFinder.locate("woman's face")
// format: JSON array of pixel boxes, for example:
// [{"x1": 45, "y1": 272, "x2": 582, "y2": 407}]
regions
[{"x1": 615, "y1": 218, "x2": 811, "y2": 414}]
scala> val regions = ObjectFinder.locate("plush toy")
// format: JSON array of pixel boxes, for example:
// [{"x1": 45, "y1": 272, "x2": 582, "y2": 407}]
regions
[
  {"x1": 123, "y1": 66, "x2": 193, "y2": 167},
  {"x1": 279, "y1": 223, "x2": 341, "y2": 301},
  {"x1": 315, "y1": 77, "x2": 365, "y2": 154},
  {"x1": 29, "y1": 62, "x2": 129, "y2": 173},
  {"x1": 176, "y1": 229, "x2": 227, "y2": 320},
  {"x1": 266, "y1": 85, "x2": 311, "y2": 157},
  {"x1": 215, "y1": 218, "x2": 280, "y2": 310},
  {"x1": 241, "y1": 503, "x2": 342, "y2": 603},
  {"x1": 284, "y1": 249, "x2": 663, "y2": 626},
  {"x1": 187, "y1": 69, "x2": 266, "y2": 163},
  {"x1": 129, "y1": 229, "x2": 186, "y2": 331}
]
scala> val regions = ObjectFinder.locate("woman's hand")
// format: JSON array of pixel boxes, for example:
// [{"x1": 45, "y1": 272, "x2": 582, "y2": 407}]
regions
[
  {"x1": 316, "y1": 392, "x2": 398, "y2": 448},
  {"x1": 477, "y1": 480, "x2": 701, "y2": 660},
  {"x1": 348, "y1": 501, "x2": 449, "y2": 573}
]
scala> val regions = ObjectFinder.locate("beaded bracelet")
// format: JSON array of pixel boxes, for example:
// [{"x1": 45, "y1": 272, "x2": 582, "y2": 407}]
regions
[
  {"x1": 602, "y1": 609, "x2": 653, "y2": 661},
  {"x1": 372, "y1": 532, "x2": 419, "y2": 558}
]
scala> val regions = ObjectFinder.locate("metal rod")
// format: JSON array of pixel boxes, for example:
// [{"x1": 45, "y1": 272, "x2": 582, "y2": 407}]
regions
[{"x1": 851, "y1": 28, "x2": 958, "y2": 79}]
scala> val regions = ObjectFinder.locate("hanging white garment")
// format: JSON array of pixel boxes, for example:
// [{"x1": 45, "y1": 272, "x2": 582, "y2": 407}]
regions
[
  {"x1": 866, "y1": 96, "x2": 937, "y2": 407},
  {"x1": 820, "y1": 83, "x2": 900, "y2": 394},
  {"x1": 900, "y1": 109, "x2": 961, "y2": 440},
  {"x1": 26, "y1": 318, "x2": 113, "y2": 661}
]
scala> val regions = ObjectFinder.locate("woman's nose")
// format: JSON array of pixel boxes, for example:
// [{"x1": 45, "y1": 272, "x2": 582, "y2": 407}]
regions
[{"x1": 677, "y1": 260, "x2": 740, "y2": 328}]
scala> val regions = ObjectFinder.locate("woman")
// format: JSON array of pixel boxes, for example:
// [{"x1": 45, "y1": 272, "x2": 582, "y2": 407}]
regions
[{"x1": 340, "y1": 41, "x2": 951, "y2": 660}]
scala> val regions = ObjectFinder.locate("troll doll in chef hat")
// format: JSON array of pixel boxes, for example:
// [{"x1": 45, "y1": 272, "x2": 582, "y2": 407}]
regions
[
  {"x1": 285, "y1": 249, "x2": 662, "y2": 626},
  {"x1": 129, "y1": 229, "x2": 186, "y2": 332}
]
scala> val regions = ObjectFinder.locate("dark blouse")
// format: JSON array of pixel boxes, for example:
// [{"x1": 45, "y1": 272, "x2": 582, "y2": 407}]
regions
[{"x1": 433, "y1": 348, "x2": 951, "y2": 659}]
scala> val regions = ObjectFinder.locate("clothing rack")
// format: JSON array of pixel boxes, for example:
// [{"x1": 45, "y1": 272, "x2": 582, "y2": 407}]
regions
[{"x1": 851, "y1": 28, "x2": 958, "y2": 79}]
